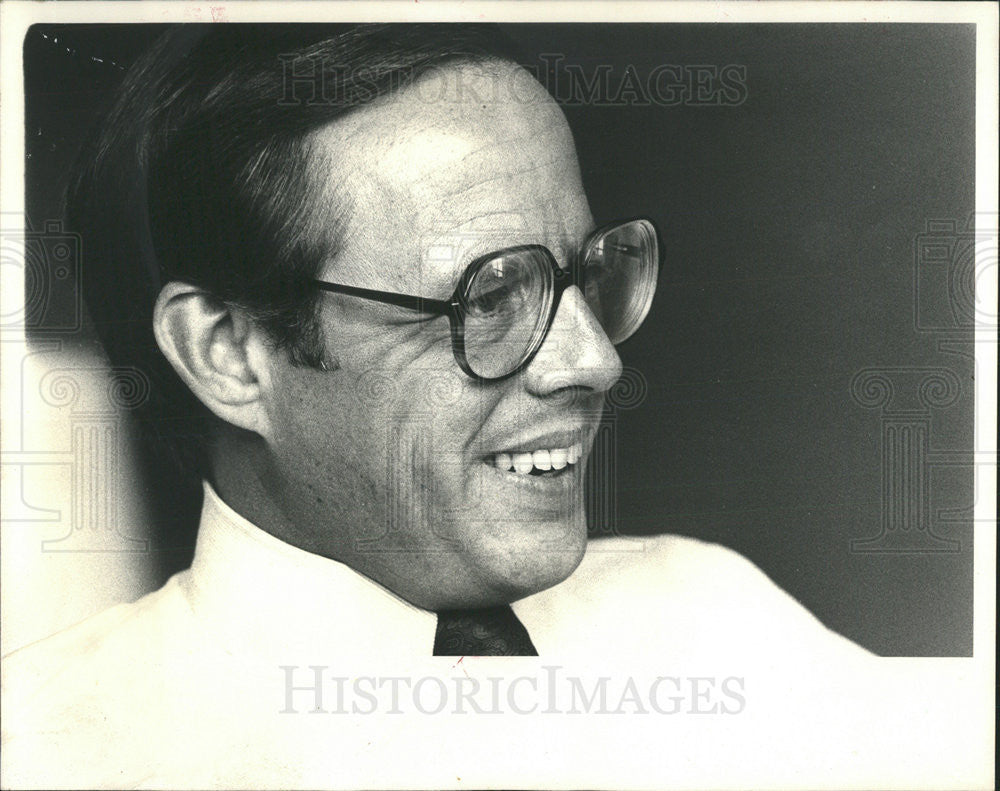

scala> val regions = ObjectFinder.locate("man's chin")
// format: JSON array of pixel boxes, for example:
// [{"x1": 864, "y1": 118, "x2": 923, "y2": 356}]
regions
[{"x1": 473, "y1": 521, "x2": 589, "y2": 604}]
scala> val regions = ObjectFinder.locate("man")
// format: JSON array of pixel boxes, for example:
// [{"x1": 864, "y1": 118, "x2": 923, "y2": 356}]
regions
[{"x1": 3, "y1": 24, "x2": 874, "y2": 788}]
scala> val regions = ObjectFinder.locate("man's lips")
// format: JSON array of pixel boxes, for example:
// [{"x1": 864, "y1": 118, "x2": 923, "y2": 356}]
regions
[{"x1": 486, "y1": 429, "x2": 586, "y2": 456}]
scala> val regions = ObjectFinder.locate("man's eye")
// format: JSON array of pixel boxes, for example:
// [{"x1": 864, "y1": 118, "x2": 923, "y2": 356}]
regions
[
  {"x1": 466, "y1": 270, "x2": 526, "y2": 317},
  {"x1": 585, "y1": 257, "x2": 611, "y2": 283},
  {"x1": 586, "y1": 241, "x2": 639, "y2": 283},
  {"x1": 468, "y1": 285, "x2": 513, "y2": 317}
]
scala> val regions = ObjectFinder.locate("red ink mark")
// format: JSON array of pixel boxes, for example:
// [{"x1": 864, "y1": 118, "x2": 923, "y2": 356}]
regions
[
  {"x1": 452, "y1": 656, "x2": 471, "y2": 678},
  {"x1": 210, "y1": 6, "x2": 227, "y2": 22}
]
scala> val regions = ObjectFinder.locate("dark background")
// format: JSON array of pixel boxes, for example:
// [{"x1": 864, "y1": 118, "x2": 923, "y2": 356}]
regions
[{"x1": 23, "y1": 24, "x2": 976, "y2": 656}]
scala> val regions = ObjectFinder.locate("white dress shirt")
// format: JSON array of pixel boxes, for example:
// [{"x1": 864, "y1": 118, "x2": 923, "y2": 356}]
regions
[{"x1": 2, "y1": 483, "x2": 979, "y2": 789}]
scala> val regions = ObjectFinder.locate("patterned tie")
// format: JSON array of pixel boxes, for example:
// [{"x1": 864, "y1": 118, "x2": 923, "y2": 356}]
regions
[{"x1": 433, "y1": 605, "x2": 538, "y2": 656}]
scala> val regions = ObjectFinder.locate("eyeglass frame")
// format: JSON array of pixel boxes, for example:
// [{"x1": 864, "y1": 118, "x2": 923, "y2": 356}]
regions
[{"x1": 310, "y1": 216, "x2": 661, "y2": 383}]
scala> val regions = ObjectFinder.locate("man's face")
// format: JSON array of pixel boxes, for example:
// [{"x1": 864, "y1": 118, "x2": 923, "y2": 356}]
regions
[{"x1": 259, "y1": 61, "x2": 623, "y2": 610}]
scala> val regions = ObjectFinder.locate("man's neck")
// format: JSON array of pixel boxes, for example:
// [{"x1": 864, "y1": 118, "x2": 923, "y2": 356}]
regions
[{"x1": 208, "y1": 431, "x2": 313, "y2": 553}]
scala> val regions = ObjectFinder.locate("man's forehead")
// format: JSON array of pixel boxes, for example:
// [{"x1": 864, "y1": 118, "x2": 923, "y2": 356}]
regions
[
  {"x1": 375, "y1": 128, "x2": 577, "y2": 216},
  {"x1": 324, "y1": 85, "x2": 579, "y2": 216},
  {"x1": 308, "y1": 62, "x2": 590, "y2": 290}
]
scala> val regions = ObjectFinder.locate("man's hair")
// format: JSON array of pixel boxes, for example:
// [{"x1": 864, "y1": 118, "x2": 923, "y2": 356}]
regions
[{"x1": 67, "y1": 23, "x2": 522, "y2": 479}]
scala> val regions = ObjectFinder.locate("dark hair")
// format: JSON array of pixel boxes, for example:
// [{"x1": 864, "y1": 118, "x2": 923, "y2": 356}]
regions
[{"x1": 67, "y1": 23, "x2": 522, "y2": 479}]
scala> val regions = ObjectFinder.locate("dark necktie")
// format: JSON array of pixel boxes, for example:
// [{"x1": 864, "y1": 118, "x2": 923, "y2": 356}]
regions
[{"x1": 433, "y1": 605, "x2": 538, "y2": 656}]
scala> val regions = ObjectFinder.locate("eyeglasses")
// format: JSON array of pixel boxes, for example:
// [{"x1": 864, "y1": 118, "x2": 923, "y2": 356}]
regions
[{"x1": 311, "y1": 217, "x2": 660, "y2": 382}]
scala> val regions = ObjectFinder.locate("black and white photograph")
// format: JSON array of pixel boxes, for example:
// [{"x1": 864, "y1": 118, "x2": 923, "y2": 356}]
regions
[{"x1": 1, "y1": 2, "x2": 995, "y2": 789}]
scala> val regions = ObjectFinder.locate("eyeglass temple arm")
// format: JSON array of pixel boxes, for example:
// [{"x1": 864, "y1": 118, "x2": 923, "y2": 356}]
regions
[{"x1": 312, "y1": 280, "x2": 454, "y2": 315}]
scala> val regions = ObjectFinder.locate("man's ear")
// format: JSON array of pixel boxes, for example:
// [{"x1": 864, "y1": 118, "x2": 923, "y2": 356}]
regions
[{"x1": 153, "y1": 282, "x2": 274, "y2": 439}]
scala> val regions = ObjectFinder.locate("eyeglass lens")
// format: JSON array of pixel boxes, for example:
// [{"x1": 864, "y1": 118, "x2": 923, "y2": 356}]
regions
[
  {"x1": 461, "y1": 219, "x2": 658, "y2": 379},
  {"x1": 581, "y1": 219, "x2": 658, "y2": 345},
  {"x1": 461, "y1": 248, "x2": 554, "y2": 379}
]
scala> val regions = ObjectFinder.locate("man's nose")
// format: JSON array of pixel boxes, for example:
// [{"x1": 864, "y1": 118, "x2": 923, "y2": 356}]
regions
[{"x1": 522, "y1": 285, "x2": 623, "y2": 397}]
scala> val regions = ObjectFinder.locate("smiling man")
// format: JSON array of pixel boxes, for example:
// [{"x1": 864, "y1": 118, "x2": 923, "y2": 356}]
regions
[
  {"x1": 2, "y1": 23, "x2": 870, "y2": 787},
  {"x1": 216, "y1": 65, "x2": 618, "y2": 604},
  {"x1": 147, "y1": 26, "x2": 632, "y2": 621}
]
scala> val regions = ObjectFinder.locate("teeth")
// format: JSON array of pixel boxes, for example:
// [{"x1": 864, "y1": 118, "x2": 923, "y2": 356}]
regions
[
  {"x1": 567, "y1": 443, "x2": 581, "y2": 465},
  {"x1": 532, "y1": 449, "x2": 551, "y2": 471},
  {"x1": 512, "y1": 452, "x2": 534, "y2": 475},
  {"x1": 491, "y1": 444, "x2": 582, "y2": 475}
]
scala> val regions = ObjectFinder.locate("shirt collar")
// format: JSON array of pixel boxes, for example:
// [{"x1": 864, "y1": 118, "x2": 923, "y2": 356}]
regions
[{"x1": 183, "y1": 481, "x2": 439, "y2": 660}]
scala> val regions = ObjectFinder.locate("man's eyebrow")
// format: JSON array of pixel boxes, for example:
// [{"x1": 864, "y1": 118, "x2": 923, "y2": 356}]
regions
[
  {"x1": 427, "y1": 231, "x2": 584, "y2": 299},
  {"x1": 427, "y1": 217, "x2": 571, "y2": 265}
]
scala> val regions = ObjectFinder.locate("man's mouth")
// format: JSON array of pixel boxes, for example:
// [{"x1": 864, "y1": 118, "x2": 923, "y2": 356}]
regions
[{"x1": 488, "y1": 443, "x2": 583, "y2": 478}]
